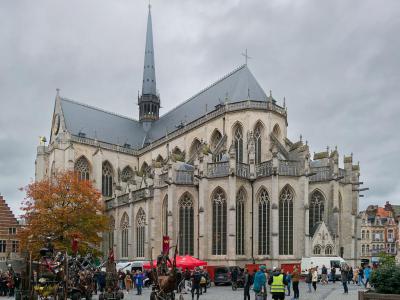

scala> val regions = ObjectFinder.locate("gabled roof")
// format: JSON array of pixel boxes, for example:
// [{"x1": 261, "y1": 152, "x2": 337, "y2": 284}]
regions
[
  {"x1": 60, "y1": 98, "x2": 147, "y2": 149},
  {"x1": 59, "y1": 65, "x2": 268, "y2": 149},
  {"x1": 146, "y1": 65, "x2": 267, "y2": 142}
]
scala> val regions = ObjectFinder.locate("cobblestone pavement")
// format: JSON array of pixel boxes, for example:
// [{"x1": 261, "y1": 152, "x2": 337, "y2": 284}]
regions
[{"x1": 0, "y1": 282, "x2": 365, "y2": 299}]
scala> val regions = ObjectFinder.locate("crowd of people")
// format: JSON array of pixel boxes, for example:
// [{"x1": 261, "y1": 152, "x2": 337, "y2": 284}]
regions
[{"x1": 0, "y1": 265, "x2": 20, "y2": 297}]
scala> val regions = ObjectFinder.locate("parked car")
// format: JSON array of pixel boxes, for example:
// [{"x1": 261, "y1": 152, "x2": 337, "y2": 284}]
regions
[{"x1": 214, "y1": 267, "x2": 231, "y2": 286}]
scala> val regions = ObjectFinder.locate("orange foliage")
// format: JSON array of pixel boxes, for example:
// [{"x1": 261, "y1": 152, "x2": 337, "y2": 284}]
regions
[{"x1": 19, "y1": 171, "x2": 109, "y2": 257}]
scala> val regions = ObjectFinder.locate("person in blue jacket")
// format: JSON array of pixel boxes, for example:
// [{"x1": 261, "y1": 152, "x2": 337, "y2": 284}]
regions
[
  {"x1": 364, "y1": 266, "x2": 371, "y2": 288},
  {"x1": 253, "y1": 265, "x2": 267, "y2": 299}
]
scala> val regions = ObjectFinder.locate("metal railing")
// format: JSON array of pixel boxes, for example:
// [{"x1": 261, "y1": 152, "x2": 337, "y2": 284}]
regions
[
  {"x1": 175, "y1": 170, "x2": 194, "y2": 184},
  {"x1": 256, "y1": 160, "x2": 273, "y2": 177},
  {"x1": 309, "y1": 166, "x2": 332, "y2": 182},
  {"x1": 279, "y1": 160, "x2": 301, "y2": 176},
  {"x1": 207, "y1": 161, "x2": 229, "y2": 178},
  {"x1": 236, "y1": 163, "x2": 250, "y2": 178}
]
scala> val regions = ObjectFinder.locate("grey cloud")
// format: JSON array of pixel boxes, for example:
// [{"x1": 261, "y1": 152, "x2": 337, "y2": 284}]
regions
[{"x1": 0, "y1": 0, "x2": 399, "y2": 215}]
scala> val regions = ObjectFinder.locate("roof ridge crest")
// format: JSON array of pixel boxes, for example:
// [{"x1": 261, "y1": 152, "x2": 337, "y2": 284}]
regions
[{"x1": 60, "y1": 97, "x2": 139, "y2": 123}]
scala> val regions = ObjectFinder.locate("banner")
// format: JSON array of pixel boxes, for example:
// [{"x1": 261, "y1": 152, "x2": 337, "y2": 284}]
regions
[{"x1": 163, "y1": 235, "x2": 170, "y2": 254}]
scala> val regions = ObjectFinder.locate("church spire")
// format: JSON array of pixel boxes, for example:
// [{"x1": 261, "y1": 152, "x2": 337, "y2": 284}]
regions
[{"x1": 139, "y1": 3, "x2": 160, "y2": 122}]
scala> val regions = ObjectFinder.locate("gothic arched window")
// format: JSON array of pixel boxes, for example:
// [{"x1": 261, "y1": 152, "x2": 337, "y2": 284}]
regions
[
  {"x1": 254, "y1": 123, "x2": 263, "y2": 164},
  {"x1": 325, "y1": 245, "x2": 333, "y2": 255},
  {"x1": 102, "y1": 161, "x2": 113, "y2": 197},
  {"x1": 212, "y1": 187, "x2": 227, "y2": 255},
  {"x1": 234, "y1": 125, "x2": 243, "y2": 163},
  {"x1": 210, "y1": 129, "x2": 223, "y2": 162},
  {"x1": 188, "y1": 139, "x2": 202, "y2": 162},
  {"x1": 236, "y1": 188, "x2": 246, "y2": 255},
  {"x1": 136, "y1": 208, "x2": 146, "y2": 257},
  {"x1": 162, "y1": 196, "x2": 168, "y2": 237},
  {"x1": 179, "y1": 193, "x2": 194, "y2": 255},
  {"x1": 279, "y1": 185, "x2": 294, "y2": 255},
  {"x1": 313, "y1": 245, "x2": 322, "y2": 255},
  {"x1": 258, "y1": 188, "x2": 270, "y2": 255},
  {"x1": 120, "y1": 213, "x2": 129, "y2": 258},
  {"x1": 121, "y1": 166, "x2": 134, "y2": 183},
  {"x1": 309, "y1": 190, "x2": 325, "y2": 235},
  {"x1": 75, "y1": 156, "x2": 90, "y2": 180}
]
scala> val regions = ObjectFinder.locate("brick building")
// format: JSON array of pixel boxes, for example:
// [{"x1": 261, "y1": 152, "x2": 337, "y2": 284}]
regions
[
  {"x1": 0, "y1": 195, "x2": 20, "y2": 261},
  {"x1": 359, "y1": 202, "x2": 398, "y2": 264}
]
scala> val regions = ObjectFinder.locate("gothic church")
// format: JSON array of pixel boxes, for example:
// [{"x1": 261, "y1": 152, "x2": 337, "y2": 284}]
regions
[{"x1": 35, "y1": 6, "x2": 362, "y2": 267}]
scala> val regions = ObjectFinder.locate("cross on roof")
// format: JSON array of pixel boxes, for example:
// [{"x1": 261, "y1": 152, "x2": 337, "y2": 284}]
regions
[{"x1": 241, "y1": 48, "x2": 252, "y2": 65}]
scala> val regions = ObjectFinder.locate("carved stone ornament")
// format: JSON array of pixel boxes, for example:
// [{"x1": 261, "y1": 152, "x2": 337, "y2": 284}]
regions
[
  {"x1": 304, "y1": 203, "x2": 309, "y2": 210},
  {"x1": 332, "y1": 207, "x2": 339, "y2": 213},
  {"x1": 271, "y1": 203, "x2": 278, "y2": 209}
]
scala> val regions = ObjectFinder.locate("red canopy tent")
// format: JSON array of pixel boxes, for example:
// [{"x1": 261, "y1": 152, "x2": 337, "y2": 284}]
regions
[{"x1": 143, "y1": 255, "x2": 207, "y2": 270}]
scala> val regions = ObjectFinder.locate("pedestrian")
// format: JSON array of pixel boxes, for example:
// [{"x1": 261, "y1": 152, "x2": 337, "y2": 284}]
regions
[
  {"x1": 330, "y1": 266, "x2": 336, "y2": 283},
  {"x1": 364, "y1": 266, "x2": 371, "y2": 288},
  {"x1": 231, "y1": 267, "x2": 239, "y2": 290},
  {"x1": 348, "y1": 267, "x2": 353, "y2": 284},
  {"x1": 305, "y1": 269, "x2": 312, "y2": 293},
  {"x1": 191, "y1": 267, "x2": 202, "y2": 300},
  {"x1": 243, "y1": 268, "x2": 253, "y2": 300},
  {"x1": 358, "y1": 266, "x2": 364, "y2": 286},
  {"x1": 312, "y1": 268, "x2": 318, "y2": 292},
  {"x1": 268, "y1": 267, "x2": 287, "y2": 300},
  {"x1": 201, "y1": 269, "x2": 209, "y2": 294},
  {"x1": 285, "y1": 271, "x2": 291, "y2": 297},
  {"x1": 253, "y1": 265, "x2": 267, "y2": 300},
  {"x1": 176, "y1": 268, "x2": 183, "y2": 292},
  {"x1": 118, "y1": 270, "x2": 125, "y2": 290},
  {"x1": 134, "y1": 270, "x2": 144, "y2": 295},
  {"x1": 291, "y1": 266, "x2": 300, "y2": 299},
  {"x1": 184, "y1": 268, "x2": 192, "y2": 294},
  {"x1": 341, "y1": 265, "x2": 349, "y2": 294},
  {"x1": 321, "y1": 265, "x2": 328, "y2": 285},
  {"x1": 125, "y1": 270, "x2": 132, "y2": 293},
  {"x1": 353, "y1": 267, "x2": 359, "y2": 285}
]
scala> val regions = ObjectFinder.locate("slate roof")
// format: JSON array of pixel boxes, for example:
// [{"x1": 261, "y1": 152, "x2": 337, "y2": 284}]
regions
[
  {"x1": 60, "y1": 65, "x2": 268, "y2": 149},
  {"x1": 60, "y1": 98, "x2": 147, "y2": 149},
  {"x1": 146, "y1": 65, "x2": 267, "y2": 142}
]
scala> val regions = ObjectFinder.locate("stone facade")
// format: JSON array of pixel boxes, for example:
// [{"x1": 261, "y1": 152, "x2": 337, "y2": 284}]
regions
[
  {"x1": 35, "y1": 94, "x2": 362, "y2": 267},
  {"x1": 0, "y1": 195, "x2": 21, "y2": 261}
]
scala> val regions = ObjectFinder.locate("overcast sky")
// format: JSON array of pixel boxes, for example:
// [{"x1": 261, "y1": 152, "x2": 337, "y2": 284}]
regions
[{"x1": 1, "y1": 0, "x2": 399, "y2": 217}]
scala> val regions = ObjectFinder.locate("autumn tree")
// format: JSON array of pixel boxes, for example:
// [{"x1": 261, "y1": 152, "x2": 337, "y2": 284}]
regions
[{"x1": 19, "y1": 171, "x2": 109, "y2": 257}]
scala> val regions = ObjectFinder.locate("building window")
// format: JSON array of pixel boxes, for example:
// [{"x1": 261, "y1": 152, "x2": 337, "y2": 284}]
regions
[
  {"x1": 12, "y1": 241, "x2": 19, "y2": 253},
  {"x1": 212, "y1": 187, "x2": 227, "y2": 255},
  {"x1": 366, "y1": 245, "x2": 370, "y2": 254},
  {"x1": 120, "y1": 213, "x2": 129, "y2": 258},
  {"x1": 236, "y1": 188, "x2": 246, "y2": 255},
  {"x1": 366, "y1": 230, "x2": 370, "y2": 239},
  {"x1": 258, "y1": 188, "x2": 270, "y2": 255},
  {"x1": 325, "y1": 244, "x2": 333, "y2": 255},
  {"x1": 179, "y1": 193, "x2": 194, "y2": 255},
  {"x1": 74, "y1": 156, "x2": 90, "y2": 181},
  {"x1": 162, "y1": 196, "x2": 168, "y2": 237},
  {"x1": 102, "y1": 161, "x2": 113, "y2": 197},
  {"x1": 109, "y1": 216, "x2": 115, "y2": 250},
  {"x1": 0, "y1": 241, "x2": 6, "y2": 253},
  {"x1": 361, "y1": 230, "x2": 365, "y2": 239},
  {"x1": 234, "y1": 126, "x2": 243, "y2": 163},
  {"x1": 309, "y1": 190, "x2": 325, "y2": 235},
  {"x1": 8, "y1": 228, "x2": 16, "y2": 235},
  {"x1": 210, "y1": 129, "x2": 223, "y2": 162},
  {"x1": 313, "y1": 245, "x2": 321, "y2": 255},
  {"x1": 136, "y1": 208, "x2": 146, "y2": 257},
  {"x1": 388, "y1": 230, "x2": 394, "y2": 240},
  {"x1": 279, "y1": 185, "x2": 294, "y2": 255},
  {"x1": 362, "y1": 245, "x2": 365, "y2": 255},
  {"x1": 254, "y1": 125, "x2": 262, "y2": 164},
  {"x1": 121, "y1": 166, "x2": 134, "y2": 183}
]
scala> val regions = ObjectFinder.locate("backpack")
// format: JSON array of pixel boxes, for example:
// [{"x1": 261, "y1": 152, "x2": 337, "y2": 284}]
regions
[{"x1": 200, "y1": 276, "x2": 206, "y2": 285}]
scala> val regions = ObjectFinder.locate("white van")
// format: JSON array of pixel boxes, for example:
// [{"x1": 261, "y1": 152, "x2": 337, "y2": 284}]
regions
[
  {"x1": 301, "y1": 256, "x2": 346, "y2": 280},
  {"x1": 116, "y1": 260, "x2": 147, "y2": 273}
]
